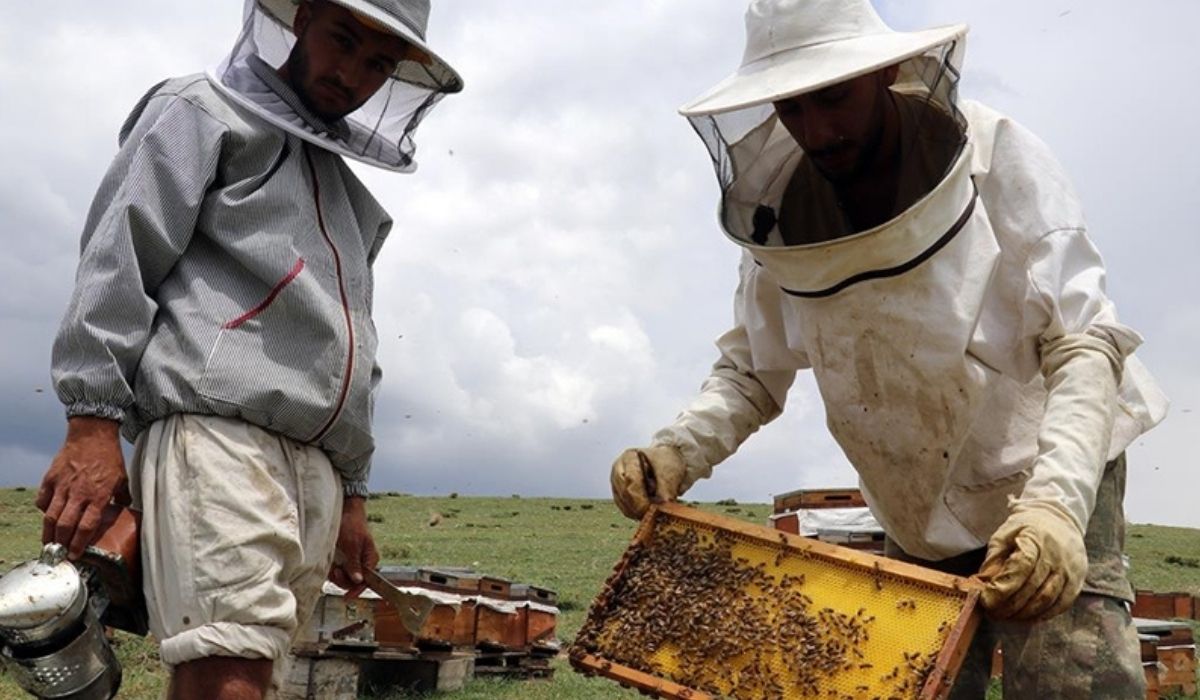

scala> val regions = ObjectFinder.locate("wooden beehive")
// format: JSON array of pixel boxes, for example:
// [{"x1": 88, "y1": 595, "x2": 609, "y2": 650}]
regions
[
  {"x1": 450, "y1": 598, "x2": 478, "y2": 648},
  {"x1": 571, "y1": 503, "x2": 981, "y2": 700},
  {"x1": 815, "y1": 527, "x2": 886, "y2": 554},
  {"x1": 513, "y1": 584, "x2": 560, "y2": 652},
  {"x1": 480, "y1": 576, "x2": 515, "y2": 600},
  {"x1": 475, "y1": 602, "x2": 527, "y2": 651},
  {"x1": 372, "y1": 598, "x2": 418, "y2": 652},
  {"x1": 1133, "y1": 590, "x2": 1198, "y2": 621},
  {"x1": 294, "y1": 593, "x2": 380, "y2": 653},
  {"x1": 418, "y1": 567, "x2": 482, "y2": 595},
  {"x1": 1139, "y1": 633, "x2": 1161, "y2": 700},
  {"x1": 513, "y1": 583, "x2": 559, "y2": 606},
  {"x1": 1137, "y1": 618, "x2": 1198, "y2": 697},
  {"x1": 414, "y1": 601, "x2": 461, "y2": 649},
  {"x1": 773, "y1": 488, "x2": 867, "y2": 514},
  {"x1": 411, "y1": 568, "x2": 483, "y2": 648},
  {"x1": 378, "y1": 565, "x2": 421, "y2": 585}
]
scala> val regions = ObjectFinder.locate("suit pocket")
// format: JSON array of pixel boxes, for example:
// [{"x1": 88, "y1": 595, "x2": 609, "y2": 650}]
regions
[{"x1": 942, "y1": 466, "x2": 1029, "y2": 543}]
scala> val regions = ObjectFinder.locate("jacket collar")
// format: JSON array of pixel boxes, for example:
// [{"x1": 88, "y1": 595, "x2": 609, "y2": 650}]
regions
[{"x1": 246, "y1": 55, "x2": 352, "y2": 143}]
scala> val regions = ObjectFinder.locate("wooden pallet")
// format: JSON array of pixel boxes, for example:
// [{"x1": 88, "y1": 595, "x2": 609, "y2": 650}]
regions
[
  {"x1": 570, "y1": 503, "x2": 981, "y2": 700},
  {"x1": 474, "y1": 651, "x2": 555, "y2": 680}
]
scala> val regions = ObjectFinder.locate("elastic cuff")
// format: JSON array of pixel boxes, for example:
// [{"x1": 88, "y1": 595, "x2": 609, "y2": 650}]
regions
[
  {"x1": 342, "y1": 480, "x2": 371, "y2": 498},
  {"x1": 159, "y1": 622, "x2": 290, "y2": 666},
  {"x1": 64, "y1": 401, "x2": 126, "y2": 422}
]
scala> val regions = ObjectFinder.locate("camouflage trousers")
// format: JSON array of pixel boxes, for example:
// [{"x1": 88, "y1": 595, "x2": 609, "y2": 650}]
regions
[{"x1": 886, "y1": 455, "x2": 1145, "y2": 699}]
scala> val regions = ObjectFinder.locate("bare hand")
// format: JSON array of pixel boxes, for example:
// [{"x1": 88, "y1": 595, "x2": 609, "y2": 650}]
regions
[
  {"x1": 37, "y1": 417, "x2": 130, "y2": 559},
  {"x1": 329, "y1": 496, "x2": 379, "y2": 598}
]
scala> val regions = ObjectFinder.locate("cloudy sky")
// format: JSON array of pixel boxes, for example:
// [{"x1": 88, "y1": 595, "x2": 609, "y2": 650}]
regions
[{"x1": 1, "y1": 1, "x2": 1196, "y2": 528}]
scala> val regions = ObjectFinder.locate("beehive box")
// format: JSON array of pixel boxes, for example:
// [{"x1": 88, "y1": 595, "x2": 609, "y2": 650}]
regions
[
  {"x1": 480, "y1": 576, "x2": 515, "y2": 600},
  {"x1": 773, "y1": 488, "x2": 867, "y2": 514},
  {"x1": 814, "y1": 527, "x2": 886, "y2": 555},
  {"x1": 362, "y1": 598, "x2": 419, "y2": 653},
  {"x1": 476, "y1": 601, "x2": 528, "y2": 651},
  {"x1": 450, "y1": 598, "x2": 478, "y2": 648},
  {"x1": 1139, "y1": 634, "x2": 1161, "y2": 700},
  {"x1": 299, "y1": 593, "x2": 380, "y2": 651},
  {"x1": 1137, "y1": 618, "x2": 1198, "y2": 697},
  {"x1": 1133, "y1": 590, "x2": 1198, "y2": 621},
  {"x1": 418, "y1": 567, "x2": 482, "y2": 595},
  {"x1": 571, "y1": 503, "x2": 981, "y2": 700},
  {"x1": 513, "y1": 584, "x2": 561, "y2": 652}
]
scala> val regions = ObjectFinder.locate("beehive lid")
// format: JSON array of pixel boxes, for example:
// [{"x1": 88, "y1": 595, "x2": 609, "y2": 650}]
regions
[
  {"x1": 570, "y1": 503, "x2": 982, "y2": 700},
  {"x1": 773, "y1": 488, "x2": 867, "y2": 514}
]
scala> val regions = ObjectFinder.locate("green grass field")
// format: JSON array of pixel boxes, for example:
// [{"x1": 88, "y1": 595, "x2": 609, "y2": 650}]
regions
[{"x1": 0, "y1": 488, "x2": 1196, "y2": 699}]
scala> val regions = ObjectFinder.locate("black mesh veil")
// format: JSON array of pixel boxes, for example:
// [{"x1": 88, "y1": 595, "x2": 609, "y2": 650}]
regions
[
  {"x1": 687, "y1": 41, "x2": 968, "y2": 247},
  {"x1": 210, "y1": 0, "x2": 461, "y2": 172}
]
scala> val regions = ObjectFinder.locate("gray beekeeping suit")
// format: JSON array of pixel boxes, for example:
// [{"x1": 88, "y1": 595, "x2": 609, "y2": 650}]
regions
[{"x1": 51, "y1": 0, "x2": 462, "y2": 496}]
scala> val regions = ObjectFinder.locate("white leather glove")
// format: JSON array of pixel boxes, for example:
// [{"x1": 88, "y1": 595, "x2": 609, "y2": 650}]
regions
[
  {"x1": 610, "y1": 445, "x2": 688, "y2": 520},
  {"x1": 980, "y1": 503, "x2": 1087, "y2": 620},
  {"x1": 981, "y1": 331, "x2": 1122, "y2": 621}
]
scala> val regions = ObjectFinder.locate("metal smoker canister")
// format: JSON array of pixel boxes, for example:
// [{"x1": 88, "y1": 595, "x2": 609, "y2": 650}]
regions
[{"x1": 0, "y1": 544, "x2": 121, "y2": 699}]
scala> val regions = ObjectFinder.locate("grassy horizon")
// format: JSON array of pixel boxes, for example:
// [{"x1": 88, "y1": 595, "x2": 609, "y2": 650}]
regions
[{"x1": 1, "y1": 489, "x2": 1196, "y2": 698}]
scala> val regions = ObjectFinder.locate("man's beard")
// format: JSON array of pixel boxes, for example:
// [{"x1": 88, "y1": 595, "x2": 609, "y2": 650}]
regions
[{"x1": 284, "y1": 44, "x2": 354, "y2": 123}]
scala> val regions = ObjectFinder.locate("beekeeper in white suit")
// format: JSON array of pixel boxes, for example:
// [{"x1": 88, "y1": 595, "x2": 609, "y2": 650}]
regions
[
  {"x1": 39, "y1": 1, "x2": 461, "y2": 698},
  {"x1": 611, "y1": 0, "x2": 1167, "y2": 696}
]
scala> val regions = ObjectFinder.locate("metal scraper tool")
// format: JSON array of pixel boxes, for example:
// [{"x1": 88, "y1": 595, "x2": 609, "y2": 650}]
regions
[{"x1": 334, "y1": 550, "x2": 436, "y2": 635}]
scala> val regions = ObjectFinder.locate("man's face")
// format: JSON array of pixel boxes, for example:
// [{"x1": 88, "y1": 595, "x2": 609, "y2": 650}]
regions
[
  {"x1": 773, "y1": 67, "x2": 898, "y2": 184},
  {"x1": 285, "y1": 1, "x2": 415, "y2": 122}
]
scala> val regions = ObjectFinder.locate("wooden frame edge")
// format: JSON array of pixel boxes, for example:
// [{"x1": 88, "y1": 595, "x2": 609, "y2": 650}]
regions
[
  {"x1": 656, "y1": 503, "x2": 983, "y2": 596},
  {"x1": 920, "y1": 588, "x2": 982, "y2": 699},
  {"x1": 571, "y1": 652, "x2": 715, "y2": 700}
]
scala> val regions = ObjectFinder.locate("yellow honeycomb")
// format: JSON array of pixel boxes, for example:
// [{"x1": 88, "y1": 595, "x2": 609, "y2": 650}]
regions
[{"x1": 584, "y1": 509, "x2": 975, "y2": 699}]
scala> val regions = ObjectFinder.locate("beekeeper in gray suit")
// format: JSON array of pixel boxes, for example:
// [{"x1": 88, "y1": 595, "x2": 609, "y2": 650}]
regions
[
  {"x1": 37, "y1": 1, "x2": 461, "y2": 697},
  {"x1": 611, "y1": 0, "x2": 1167, "y2": 696}
]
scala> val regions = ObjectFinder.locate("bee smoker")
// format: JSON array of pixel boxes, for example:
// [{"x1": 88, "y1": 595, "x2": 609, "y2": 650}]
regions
[{"x1": 0, "y1": 507, "x2": 146, "y2": 699}]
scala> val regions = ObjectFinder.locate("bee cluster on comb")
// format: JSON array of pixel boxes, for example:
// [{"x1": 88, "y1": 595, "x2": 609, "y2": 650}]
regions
[{"x1": 571, "y1": 504, "x2": 981, "y2": 699}]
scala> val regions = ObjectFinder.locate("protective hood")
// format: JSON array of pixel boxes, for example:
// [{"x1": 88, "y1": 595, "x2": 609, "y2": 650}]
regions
[
  {"x1": 209, "y1": 0, "x2": 463, "y2": 172},
  {"x1": 688, "y1": 36, "x2": 969, "y2": 269}
]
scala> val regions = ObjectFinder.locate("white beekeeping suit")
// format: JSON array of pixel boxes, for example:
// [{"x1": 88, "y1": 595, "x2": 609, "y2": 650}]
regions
[
  {"x1": 613, "y1": 0, "x2": 1166, "y2": 597},
  {"x1": 210, "y1": 0, "x2": 462, "y2": 171}
]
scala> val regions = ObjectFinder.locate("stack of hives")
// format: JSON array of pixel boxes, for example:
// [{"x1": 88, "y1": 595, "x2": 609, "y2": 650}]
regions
[
  {"x1": 1128, "y1": 588, "x2": 1198, "y2": 698},
  {"x1": 571, "y1": 503, "x2": 981, "y2": 700},
  {"x1": 1135, "y1": 618, "x2": 1197, "y2": 700},
  {"x1": 280, "y1": 566, "x2": 559, "y2": 698},
  {"x1": 769, "y1": 487, "x2": 886, "y2": 555}
]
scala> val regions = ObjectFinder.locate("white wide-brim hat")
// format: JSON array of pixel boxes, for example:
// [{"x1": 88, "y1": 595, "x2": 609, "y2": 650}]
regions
[
  {"x1": 681, "y1": 0, "x2": 965, "y2": 116},
  {"x1": 259, "y1": 0, "x2": 462, "y2": 93}
]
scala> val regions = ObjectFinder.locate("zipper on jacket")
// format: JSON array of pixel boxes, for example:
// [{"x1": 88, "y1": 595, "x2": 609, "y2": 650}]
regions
[{"x1": 303, "y1": 145, "x2": 356, "y2": 442}]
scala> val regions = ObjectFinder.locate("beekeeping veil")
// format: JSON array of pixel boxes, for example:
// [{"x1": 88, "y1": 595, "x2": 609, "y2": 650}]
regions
[
  {"x1": 210, "y1": 0, "x2": 463, "y2": 172},
  {"x1": 679, "y1": 1, "x2": 1009, "y2": 559},
  {"x1": 682, "y1": 0, "x2": 969, "y2": 270}
]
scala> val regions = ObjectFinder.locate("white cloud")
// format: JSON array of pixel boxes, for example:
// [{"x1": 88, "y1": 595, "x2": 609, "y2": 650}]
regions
[{"x1": 1, "y1": 1, "x2": 1196, "y2": 532}]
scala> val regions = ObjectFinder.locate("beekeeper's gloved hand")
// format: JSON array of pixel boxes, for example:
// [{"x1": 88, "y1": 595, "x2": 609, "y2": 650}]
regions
[
  {"x1": 610, "y1": 445, "x2": 688, "y2": 520},
  {"x1": 980, "y1": 503, "x2": 1088, "y2": 621},
  {"x1": 980, "y1": 329, "x2": 1125, "y2": 622}
]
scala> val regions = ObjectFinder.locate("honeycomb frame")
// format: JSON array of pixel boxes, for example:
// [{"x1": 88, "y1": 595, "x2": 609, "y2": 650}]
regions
[{"x1": 570, "y1": 503, "x2": 982, "y2": 699}]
